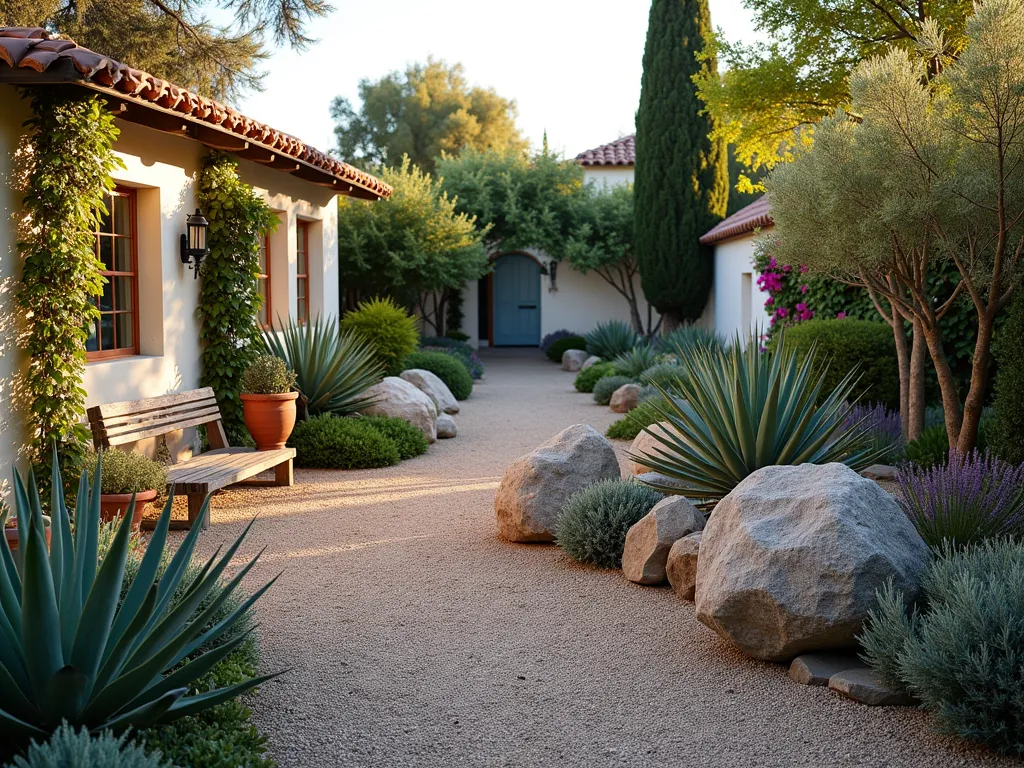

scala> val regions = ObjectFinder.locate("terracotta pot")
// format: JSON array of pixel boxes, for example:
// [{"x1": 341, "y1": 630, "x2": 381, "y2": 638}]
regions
[
  {"x1": 241, "y1": 392, "x2": 299, "y2": 450},
  {"x1": 5, "y1": 515, "x2": 51, "y2": 551},
  {"x1": 100, "y1": 489, "x2": 158, "y2": 530}
]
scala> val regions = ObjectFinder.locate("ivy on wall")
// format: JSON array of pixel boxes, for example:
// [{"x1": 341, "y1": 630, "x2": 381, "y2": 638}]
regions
[
  {"x1": 196, "y1": 152, "x2": 277, "y2": 443},
  {"x1": 16, "y1": 87, "x2": 123, "y2": 482}
]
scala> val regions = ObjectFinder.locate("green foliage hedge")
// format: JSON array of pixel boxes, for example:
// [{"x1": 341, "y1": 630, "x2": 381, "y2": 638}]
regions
[
  {"x1": 341, "y1": 297, "x2": 420, "y2": 376},
  {"x1": 593, "y1": 375, "x2": 633, "y2": 406},
  {"x1": 404, "y1": 351, "x2": 473, "y2": 400},
  {"x1": 556, "y1": 479, "x2": 662, "y2": 568},
  {"x1": 781, "y1": 319, "x2": 900, "y2": 409},
  {"x1": 574, "y1": 362, "x2": 616, "y2": 393},
  {"x1": 289, "y1": 414, "x2": 400, "y2": 469},
  {"x1": 860, "y1": 540, "x2": 1024, "y2": 756},
  {"x1": 359, "y1": 415, "x2": 428, "y2": 460},
  {"x1": 546, "y1": 336, "x2": 587, "y2": 363},
  {"x1": 606, "y1": 401, "x2": 661, "y2": 441},
  {"x1": 991, "y1": 290, "x2": 1024, "y2": 464}
]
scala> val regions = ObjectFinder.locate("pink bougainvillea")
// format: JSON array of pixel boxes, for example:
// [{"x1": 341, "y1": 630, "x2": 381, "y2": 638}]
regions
[{"x1": 755, "y1": 255, "x2": 815, "y2": 329}]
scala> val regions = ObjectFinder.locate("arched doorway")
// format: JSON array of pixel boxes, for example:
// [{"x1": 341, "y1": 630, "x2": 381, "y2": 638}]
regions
[{"x1": 492, "y1": 253, "x2": 541, "y2": 346}]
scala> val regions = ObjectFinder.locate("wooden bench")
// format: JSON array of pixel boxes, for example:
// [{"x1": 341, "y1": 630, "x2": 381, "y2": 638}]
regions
[{"x1": 87, "y1": 387, "x2": 295, "y2": 530}]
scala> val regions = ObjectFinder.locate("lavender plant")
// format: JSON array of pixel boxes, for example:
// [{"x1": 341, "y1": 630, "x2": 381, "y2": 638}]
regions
[
  {"x1": 540, "y1": 329, "x2": 581, "y2": 353},
  {"x1": 896, "y1": 450, "x2": 1024, "y2": 548},
  {"x1": 846, "y1": 403, "x2": 903, "y2": 463}
]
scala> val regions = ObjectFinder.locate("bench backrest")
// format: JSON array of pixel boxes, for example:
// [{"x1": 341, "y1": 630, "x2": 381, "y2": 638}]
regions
[{"x1": 87, "y1": 387, "x2": 229, "y2": 451}]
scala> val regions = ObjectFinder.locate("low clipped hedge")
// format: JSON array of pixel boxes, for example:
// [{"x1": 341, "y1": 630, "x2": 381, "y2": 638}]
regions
[
  {"x1": 404, "y1": 350, "x2": 473, "y2": 400},
  {"x1": 574, "y1": 361, "x2": 615, "y2": 393},
  {"x1": 546, "y1": 336, "x2": 587, "y2": 363},
  {"x1": 606, "y1": 401, "x2": 661, "y2": 440},
  {"x1": 359, "y1": 415, "x2": 428, "y2": 460},
  {"x1": 593, "y1": 375, "x2": 633, "y2": 406},
  {"x1": 556, "y1": 479, "x2": 662, "y2": 568},
  {"x1": 780, "y1": 319, "x2": 900, "y2": 409},
  {"x1": 288, "y1": 414, "x2": 400, "y2": 469}
]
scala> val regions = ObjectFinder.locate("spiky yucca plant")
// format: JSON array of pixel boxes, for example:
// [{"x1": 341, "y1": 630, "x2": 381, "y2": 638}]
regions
[
  {"x1": 584, "y1": 320, "x2": 638, "y2": 359},
  {"x1": 631, "y1": 335, "x2": 876, "y2": 501},
  {"x1": 0, "y1": 449, "x2": 279, "y2": 741}
]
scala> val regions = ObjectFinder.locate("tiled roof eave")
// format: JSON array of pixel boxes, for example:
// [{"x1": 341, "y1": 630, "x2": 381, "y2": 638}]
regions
[{"x1": 699, "y1": 216, "x2": 774, "y2": 245}]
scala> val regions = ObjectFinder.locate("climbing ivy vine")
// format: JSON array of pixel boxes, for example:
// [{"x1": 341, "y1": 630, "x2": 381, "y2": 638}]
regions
[
  {"x1": 196, "y1": 152, "x2": 277, "y2": 443},
  {"x1": 16, "y1": 86, "x2": 123, "y2": 483}
]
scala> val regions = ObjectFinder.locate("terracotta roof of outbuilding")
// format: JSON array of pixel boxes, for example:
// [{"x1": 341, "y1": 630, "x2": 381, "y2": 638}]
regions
[
  {"x1": 0, "y1": 27, "x2": 391, "y2": 199},
  {"x1": 576, "y1": 134, "x2": 635, "y2": 166},
  {"x1": 699, "y1": 196, "x2": 774, "y2": 245}
]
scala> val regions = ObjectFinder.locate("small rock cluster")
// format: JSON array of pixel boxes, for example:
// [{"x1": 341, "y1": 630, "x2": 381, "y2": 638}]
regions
[{"x1": 361, "y1": 370, "x2": 463, "y2": 443}]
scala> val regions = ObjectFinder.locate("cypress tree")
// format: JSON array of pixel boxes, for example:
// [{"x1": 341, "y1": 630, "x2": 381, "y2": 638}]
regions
[{"x1": 635, "y1": 0, "x2": 728, "y2": 330}]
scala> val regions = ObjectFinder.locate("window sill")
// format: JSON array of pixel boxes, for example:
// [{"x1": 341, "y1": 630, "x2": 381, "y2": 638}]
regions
[{"x1": 86, "y1": 354, "x2": 162, "y2": 367}]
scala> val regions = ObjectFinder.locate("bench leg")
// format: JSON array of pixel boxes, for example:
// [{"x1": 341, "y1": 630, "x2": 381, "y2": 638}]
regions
[
  {"x1": 188, "y1": 494, "x2": 209, "y2": 530},
  {"x1": 275, "y1": 458, "x2": 293, "y2": 487}
]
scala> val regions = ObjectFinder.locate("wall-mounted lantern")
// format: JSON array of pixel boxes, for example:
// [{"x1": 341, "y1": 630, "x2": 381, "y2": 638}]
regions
[
  {"x1": 179, "y1": 208, "x2": 210, "y2": 278},
  {"x1": 548, "y1": 260, "x2": 559, "y2": 292}
]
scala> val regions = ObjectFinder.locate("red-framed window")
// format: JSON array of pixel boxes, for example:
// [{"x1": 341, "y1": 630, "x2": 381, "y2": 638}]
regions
[
  {"x1": 257, "y1": 234, "x2": 271, "y2": 329},
  {"x1": 87, "y1": 187, "x2": 139, "y2": 360},
  {"x1": 296, "y1": 221, "x2": 309, "y2": 325}
]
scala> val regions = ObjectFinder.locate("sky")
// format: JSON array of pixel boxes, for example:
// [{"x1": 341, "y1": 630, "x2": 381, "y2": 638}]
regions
[{"x1": 235, "y1": 0, "x2": 762, "y2": 165}]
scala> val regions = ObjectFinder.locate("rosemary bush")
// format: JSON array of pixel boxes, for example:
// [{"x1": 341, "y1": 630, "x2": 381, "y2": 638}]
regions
[
  {"x1": 9, "y1": 724, "x2": 170, "y2": 768},
  {"x1": 86, "y1": 450, "x2": 167, "y2": 495},
  {"x1": 593, "y1": 375, "x2": 633, "y2": 406},
  {"x1": 241, "y1": 355, "x2": 296, "y2": 395},
  {"x1": 556, "y1": 479, "x2": 662, "y2": 567}
]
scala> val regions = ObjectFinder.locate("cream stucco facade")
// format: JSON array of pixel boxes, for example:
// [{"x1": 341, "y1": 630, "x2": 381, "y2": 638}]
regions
[
  {"x1": 0, "y1": 83, "x2": 342, "y2": 482},
  {"x1": 711, "y1": 228, "x2": 772, "y2": 345}
]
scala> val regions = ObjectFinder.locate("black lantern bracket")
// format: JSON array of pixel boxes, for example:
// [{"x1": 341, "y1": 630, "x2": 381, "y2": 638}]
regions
[
  {"x1": 180, "y1": 208, "x2": 210, "y2": 278},
  {"x1": 548, "y1": 260, "x2": 559, "y2": 292}
]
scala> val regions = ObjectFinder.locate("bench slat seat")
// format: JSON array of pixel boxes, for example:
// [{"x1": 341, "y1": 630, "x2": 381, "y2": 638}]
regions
[{"x1": 87, "y1": 387, "x2": 294, "y2": 530}]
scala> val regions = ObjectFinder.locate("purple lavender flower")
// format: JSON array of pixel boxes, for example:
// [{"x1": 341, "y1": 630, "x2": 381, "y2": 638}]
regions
[
  {"x1": 845, "y1": 403, "x2": 902, "y2": 462},
  {"x1": 896, "y1": 450, "x2": 1024, "y2": 548},
  {"x1": 540, "y1": 329, "x2": 580, "y2": 353}
]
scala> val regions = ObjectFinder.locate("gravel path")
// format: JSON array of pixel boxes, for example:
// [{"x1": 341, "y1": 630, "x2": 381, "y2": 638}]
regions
[{"x1": 198, "y1": 350, "x2": 1014, "y2": 768}]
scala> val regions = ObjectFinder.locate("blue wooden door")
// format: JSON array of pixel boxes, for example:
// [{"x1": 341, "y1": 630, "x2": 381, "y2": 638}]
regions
[{"x1": 493, "y1": 254, "x2": 541, "y2": 346}]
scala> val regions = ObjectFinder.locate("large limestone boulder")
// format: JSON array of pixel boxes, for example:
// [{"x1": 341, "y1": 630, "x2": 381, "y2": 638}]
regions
[
  {"x1": 666, "y1": 531, "x2": 703, "y2": 601},
  {"x1": 561, "y1": 349, "x2": 589, "y2": 372},
  {"x1": 628, "y1": 421, "x2": 684, "y2": 475},
  {"x1": 361, "y1": 377, "x2": 438, "y2": 443},
  {"x1": 695, "y1": 463, "x2": 929, "y2": 662},
  {"x1": 581, "y1": 356, "x2": 602, "y2": 371},
  {"x1": 622, "y1": 497, "x2": 705, "y2": 585},
  {"x1": 495, "y1": 424, "x2": 620, "y2": 542},
  {"x1": 609, "y1": 383, "x2": 642, "y2": 414},
  {"x1": 400, "y1": 369, "x2": 459, "y2": 415}
]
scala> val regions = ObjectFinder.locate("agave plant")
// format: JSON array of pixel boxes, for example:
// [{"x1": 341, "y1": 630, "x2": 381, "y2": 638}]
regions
[
  {"x1": 263, "y1": 314, "x2": 384, "y2": 417},
  {"x1": 631, "y1": 336, "x2": 877, "y2": 502},
  {"x1": 658, "y1": 325, "x2": 724, "y2": 357},
  {"x1": 611, "y1": 345, "x2": 659, "y2": 379},
  {"x1": 584, "y1": 320, "x2": 639, "y2": 359},
  {"x1": 0, "y1": 449, "x2": 279, "y2": 740}
]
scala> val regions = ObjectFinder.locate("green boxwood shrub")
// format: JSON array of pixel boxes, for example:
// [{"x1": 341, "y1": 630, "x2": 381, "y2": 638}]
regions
[
  {"x1": 556, "y1": 479, "x2": 662, "y2": 568},
  {"x1": 9, "y1": 725, "x2": 170, "y2": 768},
  {"x1": 288, "y1": 414, "x2": 400, "y2": 469},
  {"x1": 991, "y1": 290, "x2": 1024, "y2": 464},
  {"x1": 593, "y1": 375, "x2": 633, "y2": 406},
  {"x1": 606, "y1": 401, "x2": 661, "y2": 440},
  {"x1": 360, "y1": 415, "x2": 429, "y2": 460},
  {"x1": 546, "y1": 336, "x2": 588, "y2": 363},
  {"x1": 574, "y1": 362, "x2": 616, "y2": 393},
  {"x1": 860, "y1": 540, "x2": 1024, "y2": 756},
  {"x1": 904, "y1": 424, "x2": 949, "y2": 469},
  {"x1": 781, "y1": 319, "x2": 900, "y2": 409},
  {"x1": 340, "y1": 297, "x2": 420, "y2": 376},
  {"x1": 404, "y1": 350, "x2": 473, "y2": 400}
]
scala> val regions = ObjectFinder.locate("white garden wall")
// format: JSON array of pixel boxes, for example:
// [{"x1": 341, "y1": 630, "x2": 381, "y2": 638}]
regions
[{"x1": 712, "y1": 229, "x2": 772, "y2": 345}]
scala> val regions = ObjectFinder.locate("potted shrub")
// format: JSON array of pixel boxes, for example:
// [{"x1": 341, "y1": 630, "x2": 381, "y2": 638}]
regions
[
  {"x1": 88, "y1": 450, "x2": 168, "y2": 530},
  {"x1": 240, "y1": 354, "x2": 298, "y2": 450}
]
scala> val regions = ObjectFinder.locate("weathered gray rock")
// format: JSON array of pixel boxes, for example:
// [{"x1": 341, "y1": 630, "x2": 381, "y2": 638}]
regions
[
  {"x1": 666, "y1": 531, "x2": 703, "y2": 601},
  {"x1": 361, "y1": 377, "x2": 438, "y2": 443},
  {"x1": 495, "y1": 425, "x2": 620, "y2": 542},
  {"x1": 561, "y1": 349, "x2": 590, "y2": 372},
  {"x1": 635, "y1": 472, "x2": 688, "y2": 493},
  {"x1": 622, "y1": 498, "x2": 704, "y2": 585},
  {"x1": 627, "y1": 422, "x2": 684, "y2": 475},
  {"x1": 400, "y1": 369, "x2": 459, "y2": 415},
  {"x1": 789, "y1": 652, "x2": 866, "y2": 687},
  {"x1": 581, "y1": 355, "x2": 602, "y2": 371},
  {"x1": 861, "y1": 464, "x2": 897, "y2": 481},
  {"x1": 828, "y1": 669, "x2": 915, "y2": 706},
  {"x1": 695, "y1": 463, "x2": 930, "y2": 662},
  {"x1": 609, "y1": 383, "x2": 642, "y2": 414},
  {"x1": 436, "y1": 413, "x2": 457, "y2": 439}
]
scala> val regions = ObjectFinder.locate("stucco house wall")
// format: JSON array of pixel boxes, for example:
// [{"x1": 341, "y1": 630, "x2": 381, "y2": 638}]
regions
[
  {"x1": 712, "y1": 230, "x2": 772, "y2": 344},
  {"x1": 582, "y1": 166, "x2": 634, "y2": 188}
]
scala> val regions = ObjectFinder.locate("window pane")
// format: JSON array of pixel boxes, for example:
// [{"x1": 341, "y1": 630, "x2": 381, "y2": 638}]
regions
[
  {"x1": 86, "y1": 320, "x2": 99, "y2": 352},
  {"x1": 99, "y1": 280, "x2": 113, "y2": 312},
  {"x1": 114, "y1": 276, "x2": 133, "y2": 311},
  {"x1": 99, "y1": 194, "x2": 114, "y2": 234},
  {"x1": 297, "y1": 249, "x2": 306, "y2": 275},
  {"x1": 113, "y1": 194, "x2": 131, "y2": 236},
  {"x1": 115, "y1": 313, "x2": 134, "y2": 350},
  {"x1": 297, "y1": 223, "x2": 306, "y2": 253},
  {"x1": 114, "y1": 237, "x2": 132, "y2": 272},
  {"x1": 296, "y1": 277, "x2": 306, "y2": 300},
  {"x1": 258, "y1": 238, "x2": 268, "y2": 274},
  {"x1": 98, "y1": 237, "x2": 113, "y2": 270},
  {"x1": 297, "y1": 298, "x2": 306, "y2": 322},
  {"x1": 100, "y1": 313, "x2": 114, "y2": 350}
]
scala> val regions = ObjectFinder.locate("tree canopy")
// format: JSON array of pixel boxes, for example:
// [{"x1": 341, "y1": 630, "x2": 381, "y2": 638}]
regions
[
  {"x1": 634, "y1": 0, "x2": 728, "y2": 329},
  {"x1": 6, "y1": 0, "x2": 329, "y2": 102},
  {"x1": 337, "y1": 157, "x2": 488, "y2": 335},
  {"x1": 332, "y1": 59, "x2": 528, "y2": 173},
  {"x1": 695, "y1": 0, "x2": 972, "y2": 186}
]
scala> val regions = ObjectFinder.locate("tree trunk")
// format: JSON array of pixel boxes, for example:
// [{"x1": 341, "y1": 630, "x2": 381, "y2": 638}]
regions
[
  {"x1": 891, "y1": 316, "x2": 911, "y2": 439},
  {"x1": 661, "y1": 310, "x2": 683, "y2": 334},
  {"x1": 956, "y1": 312, "x2": 995, "y2": 453},
  {"x1": 921, "y1": 321, "x2": 963, "y2": 447},
  {"x1": 908, "y1": 318, "x2": 926, "y2": 442}
]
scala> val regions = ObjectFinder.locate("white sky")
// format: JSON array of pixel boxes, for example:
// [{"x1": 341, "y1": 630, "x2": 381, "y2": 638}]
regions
[{"x1": 235, "y1": 0, "x2": 762, "y2": 165}]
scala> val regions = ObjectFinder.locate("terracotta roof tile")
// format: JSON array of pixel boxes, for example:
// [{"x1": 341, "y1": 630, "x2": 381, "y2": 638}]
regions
[
  {"x1": 576, "y1": 134, "x2": 635, "y2": 166},
  {"x1": 0, "y1": 27, "x2": 391, "y2": 199},
  {"x1": 699, "y1": 196, "x2": 774, "y2": 245}
]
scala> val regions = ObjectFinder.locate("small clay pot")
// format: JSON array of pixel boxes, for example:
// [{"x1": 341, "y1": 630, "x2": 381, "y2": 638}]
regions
[
  {"x1": 5, "y1": 515, "x2": 51, "y2": 551},
  {"x1": 241, "y1": 392, "x2": 299, "y2": 450},
  {"x1": 100, "y1": 489, "x2": 158, "y2": 530}
]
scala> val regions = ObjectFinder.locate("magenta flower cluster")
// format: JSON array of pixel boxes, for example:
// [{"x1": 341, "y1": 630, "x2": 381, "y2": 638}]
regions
[{"x1": 754, "y1": 255, "x2": 815, "y2": 328}]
